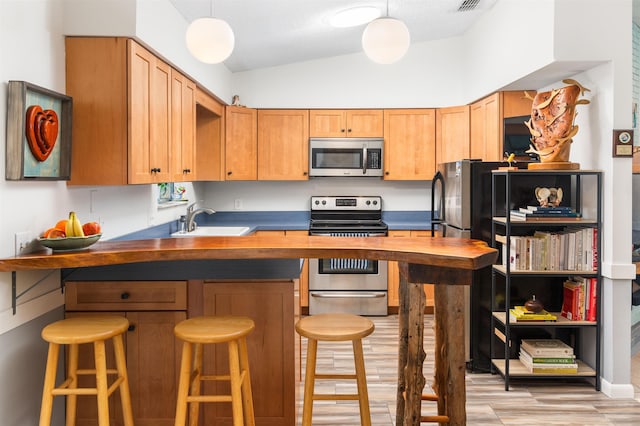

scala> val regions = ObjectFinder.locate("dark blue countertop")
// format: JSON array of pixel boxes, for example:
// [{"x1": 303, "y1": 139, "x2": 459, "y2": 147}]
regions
[{"x1": 113, "y1": 211, "x2": 433, "y2": 241}]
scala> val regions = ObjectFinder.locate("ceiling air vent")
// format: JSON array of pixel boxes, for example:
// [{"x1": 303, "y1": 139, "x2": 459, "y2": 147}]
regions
[{"x1": 458, "y1": 0, "x2": 481, "y2": 12}]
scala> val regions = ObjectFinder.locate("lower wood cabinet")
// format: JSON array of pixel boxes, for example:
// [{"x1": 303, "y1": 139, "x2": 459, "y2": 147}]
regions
[
  {"x1": 194, "y1": 280, "x2": 296, "y2": 426},
  {"x1": 64, "y1": 281, "x2": 187, "y2": 426},
  {"x1": 387, "y1": 231, "x2": 434, "y2": 311}
]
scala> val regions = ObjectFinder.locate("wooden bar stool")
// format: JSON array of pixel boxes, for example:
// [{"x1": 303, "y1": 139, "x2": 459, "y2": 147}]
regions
[
  {"x1": 295, "y1": 313, "x2": 375, "y2": 426},
  {"x1": 39, "y1": 315, "x2": 134, "y2": 426},
  {"x1": 174, "y1": 316, "x2": 255, "y2": 426}
]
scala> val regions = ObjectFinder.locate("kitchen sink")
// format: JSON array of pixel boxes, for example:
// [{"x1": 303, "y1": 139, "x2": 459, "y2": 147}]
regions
[{"x1": 171, "y1": 226, "x2": 252, "y2": 237}]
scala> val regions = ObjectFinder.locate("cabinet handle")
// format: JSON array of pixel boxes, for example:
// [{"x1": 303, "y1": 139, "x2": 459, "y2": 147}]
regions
[
  {"x1": 303, "y1": 171, "x2": 308, "y2": 176},
  {"x1": 183, "y1": 168, "x2": 190, "y2": 174},
  {"x1": 127, "y1": 324, "x2": 136, "y2": 332},
  {"x1": 341, "y1": 128, "x2": 346, "y2": 133},
  {"x1": 227, "y1": 171, "x2": 233, "y2": 175},
  {"x1": 120, "y1": 292, "x2": 130, "y2": 300},
  {"x1": 347, "y1": 128, "x2": 352, "y2": 133},
  {"x1": 385, "y1": 171, "x2": 390, "y2": 175}
]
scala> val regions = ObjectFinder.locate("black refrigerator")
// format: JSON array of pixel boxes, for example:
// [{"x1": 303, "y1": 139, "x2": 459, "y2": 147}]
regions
[{"x1": 431, "y1": 159, "x2": 526, "y2": 372}]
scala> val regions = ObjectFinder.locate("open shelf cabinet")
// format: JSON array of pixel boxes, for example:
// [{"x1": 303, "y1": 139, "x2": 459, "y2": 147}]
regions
[{"x1": 490, "y1": 169, "x2": 602, "y2": 391}]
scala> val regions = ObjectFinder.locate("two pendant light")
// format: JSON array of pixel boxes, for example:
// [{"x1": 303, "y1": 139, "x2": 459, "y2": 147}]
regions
[{"x1": 185, "y1": 1, "x2": 409, "y2": 66}]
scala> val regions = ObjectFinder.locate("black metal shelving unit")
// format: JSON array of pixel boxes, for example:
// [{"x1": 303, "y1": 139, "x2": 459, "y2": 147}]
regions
[{"x1": 490, "y1": 169, "x2": 602, "y2": 391}]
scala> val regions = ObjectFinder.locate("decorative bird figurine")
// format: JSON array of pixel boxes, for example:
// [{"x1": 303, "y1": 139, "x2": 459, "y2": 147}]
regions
[{"x1": 506, "y1": 153, "x2": 516, "y2": 167}]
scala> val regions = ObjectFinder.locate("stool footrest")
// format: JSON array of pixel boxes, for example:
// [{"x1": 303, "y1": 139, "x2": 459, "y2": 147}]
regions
[
  {"x1": 51, "y1": 376, "x2": 125, "y2": 398},
  {"x1": 315, "y1": 373, "x2": 357, "y2": 380},
  {"x1": 200, "y1": 374, "x2": 231, "y2": 381},
  {"x1": 187, "y1": 395, "x2": 233, "y2": 403},
  {"x1": 313, "y1": 394, "x2": 360, "y2": 401},
  {"x1": 420, "y1": 415, "x2": 450, "y2": 423}
]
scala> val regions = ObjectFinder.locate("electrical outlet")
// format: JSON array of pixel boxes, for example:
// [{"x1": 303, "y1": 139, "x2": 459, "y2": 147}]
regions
[
  {"x1": 15, "y1": 231, "x2": 33, "y2": 256},
  {"x1": 234, "y1": 199, "x2": 243, "y2": 210}
]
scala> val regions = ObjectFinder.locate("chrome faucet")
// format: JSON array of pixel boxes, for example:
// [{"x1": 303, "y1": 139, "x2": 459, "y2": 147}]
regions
[{"x1": 186, "y1": 202, "x2": 216, "y2": 232}]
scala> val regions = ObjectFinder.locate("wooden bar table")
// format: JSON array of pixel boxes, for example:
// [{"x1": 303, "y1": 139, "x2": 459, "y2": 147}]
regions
[{"x1": 0, "y1": 235, "x2": 497, "y2": 426}]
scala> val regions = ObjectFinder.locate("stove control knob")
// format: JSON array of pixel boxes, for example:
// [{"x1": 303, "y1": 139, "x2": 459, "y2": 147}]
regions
[
  {"x1": 314, "y1": 200, "x2": 319, "y2": 205},
  {"x1": 366, "y1": 200, "x2": 371, "y2": 205},
  {"x1": 373, "y1": 200, "x2": 378, "y2": 205},
  {"x1": 322, "y1": 200, "x2": 327, "y2": 205}
]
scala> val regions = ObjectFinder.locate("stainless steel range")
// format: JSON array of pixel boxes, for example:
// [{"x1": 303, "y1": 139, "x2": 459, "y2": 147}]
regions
[{"x1": 308, "y1": 196, "x2": 388, "y2": 316}]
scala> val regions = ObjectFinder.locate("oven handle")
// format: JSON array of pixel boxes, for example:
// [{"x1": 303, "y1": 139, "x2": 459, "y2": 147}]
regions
[{"x1": 310, "y1": 292, "x2": 385, "y2": 298}]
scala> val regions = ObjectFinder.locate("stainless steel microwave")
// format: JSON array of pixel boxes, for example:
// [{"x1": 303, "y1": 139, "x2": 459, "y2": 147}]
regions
[{"x1": 309, "y1": 138, "x2": 384, "y2": 177}]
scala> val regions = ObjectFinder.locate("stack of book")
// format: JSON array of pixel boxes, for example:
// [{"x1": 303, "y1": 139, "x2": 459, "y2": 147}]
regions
[
  {"x1": 509, "y1": 305, "x2": 557, "y2": 322},
  {"x1": 510, "y1": 206, "x2": 581, "y2": 221},
  {"x1": 519, "y1": 339, "x2": 578, "y2": 374},
  {"x1": 561, "y1": 277, "x2": 598, "y2": 321}
]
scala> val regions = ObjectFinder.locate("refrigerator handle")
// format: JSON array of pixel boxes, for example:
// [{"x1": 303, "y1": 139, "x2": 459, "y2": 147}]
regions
[{"x1": 430, "y1": 170, "x2": 445, "y2": 237}]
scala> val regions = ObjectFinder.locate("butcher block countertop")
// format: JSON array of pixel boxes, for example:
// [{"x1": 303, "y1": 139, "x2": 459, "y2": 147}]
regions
[{"x1": 0, "y1": 235, "x2": 496, "y2": 273}]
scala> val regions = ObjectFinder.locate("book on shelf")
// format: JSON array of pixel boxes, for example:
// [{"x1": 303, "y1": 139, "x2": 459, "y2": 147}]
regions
[
  {"x1": 519, "y1": 353, "x2": 579, "y2": 374},
  {"x1": 520, "y1": 206, "x2": 575, "y2": 213},
  {"x1": 509, "y1": 306, "x2": 557, "y2": 322},
  {"x1": 519, "y1": 348, "x2": 576, "y2": 364},
  {"x1": 509, "y1": 211, "x2": 582, "y2": 221},
  {"x1": 561, "y1": 277, "x2": 597, "y2": 321},
  {"x1": 520, "y1": 339, "x2": 574, "y2": 356},
  {"x1": 503, "y1": 229, "x2": 597, "y2": 271}
]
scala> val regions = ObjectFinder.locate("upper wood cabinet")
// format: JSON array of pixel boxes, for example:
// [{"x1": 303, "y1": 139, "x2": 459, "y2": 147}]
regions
[
  {"x1": 309, "y1": 109, "x2": 383, "y2": 137},
  {"x1": 195, "y1": 88, "x2": 225, "y2": 181},
  {"x1": 383, "y1": 109, "x2": 436, "y2": 180},
  {"x1": 225, "y1": 106, "x2": 258, "y2": 180},
  {"x1": 258, "y1": 109, "x2": 309, "y2": 180},
  {"x1": 436, "y1": 105, "x2": 470, "y2": 165},
  {"x1": 470, "y1": 91, "x2": 532, "y2": 161},
  {"x1": 66, "y1": 37, "x2": 194, "y2": 185},
  {"x1": 170, "y1": 70, "x2": 196, "y2": 182}
]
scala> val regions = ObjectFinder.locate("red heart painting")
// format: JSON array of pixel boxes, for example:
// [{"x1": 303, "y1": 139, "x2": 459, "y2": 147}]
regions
[{"x1": 25, "y1": 105, "x2": 59, "y2": 162}]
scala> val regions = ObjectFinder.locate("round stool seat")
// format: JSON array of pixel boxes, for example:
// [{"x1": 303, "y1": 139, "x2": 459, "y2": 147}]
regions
[
  {"x1": 295, "y1": 313, "x2": 374, "y2": 341},
  {"x1": 174, "y1": 316, "x2": 255, "y2": 344},
  {"x1": 41, "y1": 315, "x2": 129, "y2": 345}
]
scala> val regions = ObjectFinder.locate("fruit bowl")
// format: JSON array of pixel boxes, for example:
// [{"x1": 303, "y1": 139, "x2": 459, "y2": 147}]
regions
[{"x1": 38, "y1": 234, "x2": 102, "y2": 252}]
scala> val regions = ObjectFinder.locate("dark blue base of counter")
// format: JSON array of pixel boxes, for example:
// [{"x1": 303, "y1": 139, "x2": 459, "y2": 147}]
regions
[{"x1": 62, "y1": 259, "x2": 303, "y2": 281}]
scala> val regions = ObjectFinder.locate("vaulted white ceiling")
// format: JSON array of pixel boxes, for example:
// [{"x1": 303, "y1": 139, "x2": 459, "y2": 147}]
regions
[{"x1": 170, "y1": 0, "x2": 499, "y2": 72}]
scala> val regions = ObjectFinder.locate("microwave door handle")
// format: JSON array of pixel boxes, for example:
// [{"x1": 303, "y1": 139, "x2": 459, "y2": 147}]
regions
[{"x1": 362, "y1": 146, "x2": 368, "y2": 175}]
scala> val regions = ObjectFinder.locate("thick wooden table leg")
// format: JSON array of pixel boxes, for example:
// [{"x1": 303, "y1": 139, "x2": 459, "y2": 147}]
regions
[
  {"x1": 434, "y1": 283, "x2": 466, "y2": 425},
  {"x1": 396, "y1": 265, "x2": 426, "y2": 426}
]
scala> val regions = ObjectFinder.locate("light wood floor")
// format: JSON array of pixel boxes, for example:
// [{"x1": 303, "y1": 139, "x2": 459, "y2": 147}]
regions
[{"x1": 296, "y1": 315, "x2": 640, "y2": 425}]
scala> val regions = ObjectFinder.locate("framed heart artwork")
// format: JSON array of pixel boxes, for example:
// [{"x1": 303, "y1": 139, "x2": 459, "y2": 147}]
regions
[{"x1": 6, "y1": 81, "x2": 72, "y2": 180}]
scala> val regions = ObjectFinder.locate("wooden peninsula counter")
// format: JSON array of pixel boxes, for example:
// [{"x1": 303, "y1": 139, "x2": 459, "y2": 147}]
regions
[{"x1": 0, "y1": 235, "x2": 497, "y2": 425}]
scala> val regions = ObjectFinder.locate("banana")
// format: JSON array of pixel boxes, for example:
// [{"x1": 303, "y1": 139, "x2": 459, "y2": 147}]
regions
[{"x1": 66, "y1": 211, "x2": 85, "y2": 237}]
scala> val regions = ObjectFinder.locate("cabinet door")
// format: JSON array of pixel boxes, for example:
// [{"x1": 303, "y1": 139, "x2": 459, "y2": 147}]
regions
[
  {"x1": 257, "y1": 109, "x2": 309, "y2": 180},
  {"x1": 225, "y1": 106, "x2": 257, "y2": 180},
  {"x1": 128, "y1": 40, "x2": 172, "y2": 184},
  {"x1": 470, "y1": 93, "x2": 500, "y2": 161},
  {"x1": 202, "y1": 281, "x2": 295, "y2": 426},
  {"x1": 436, "y1": 105, "x2": 470, "y2": 165},
  {"x1": 170, "y1": 70, "x2": 196, "y2": 182},
  {"x1": 309, "y1": 109, "x2": 345, "y2": 137},
  {"x1": 383, "y1": 109, "x2": 436, "y2": 180},
  {"x1": 346, "y1": 109, "x2": 383, "y2": 137},
  {"x1": 126, "y1": 311, "x2": 185, "y2": 426}
]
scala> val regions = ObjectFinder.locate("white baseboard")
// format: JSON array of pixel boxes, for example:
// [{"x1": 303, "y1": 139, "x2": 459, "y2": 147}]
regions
[{"x1": 600, "y1": 377, "x2": 636, "y2": 399}]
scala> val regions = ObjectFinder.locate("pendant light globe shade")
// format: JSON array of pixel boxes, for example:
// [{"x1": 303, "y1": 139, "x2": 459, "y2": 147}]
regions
[
  {"x1": 362, "y1": 17, "x2": 410, "y2": 64},
  {"x1": 185, "y1": 17, "x2": 235, "y2": 64}
]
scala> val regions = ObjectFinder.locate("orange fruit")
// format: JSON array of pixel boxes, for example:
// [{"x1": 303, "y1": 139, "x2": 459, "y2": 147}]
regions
[
  {"x1": 54, "y1": 219, "x2": 68, "y2": 232},
  {"x1": 43, "y1": 228, "x2": 66, "y2": 238}
]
